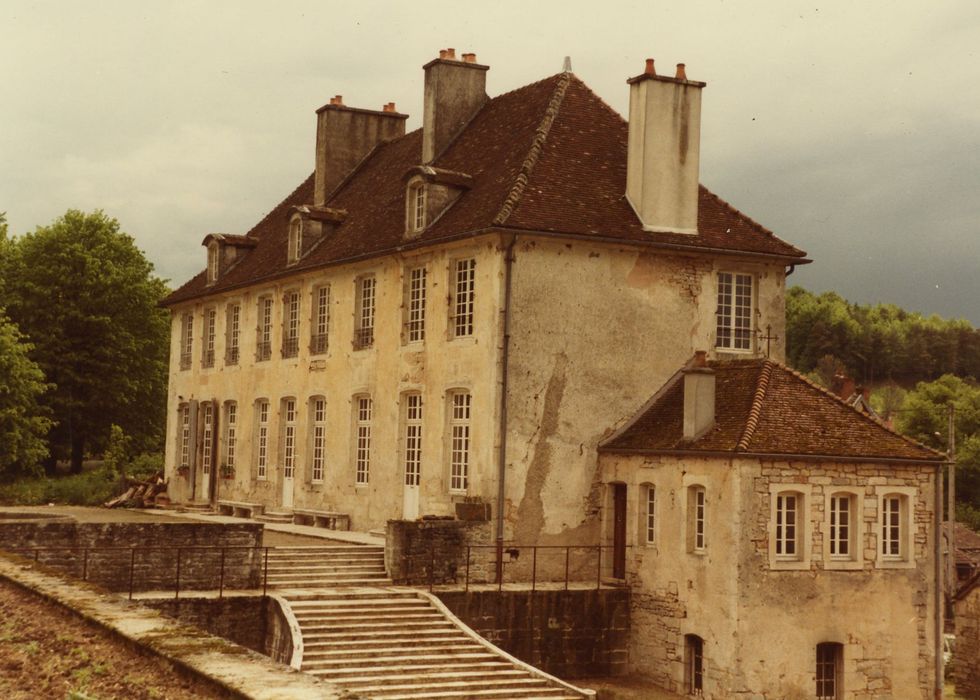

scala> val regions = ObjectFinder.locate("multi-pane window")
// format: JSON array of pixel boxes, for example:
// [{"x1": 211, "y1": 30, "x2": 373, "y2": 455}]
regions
[
  {"x1": 688, "y1": 485, "x2": 706, "y2": 552},
  {"x1": 412, "y1": 184, "x2": 426, "y2": 232},
  {"x1": 354, "y1": 276, "x2": 376, "y2": 350},
  {"x1": 775, "y1": 493, "x2": 798, "y2": 558},
  {"x1": 310, "y1": 398, "x2": 326, "y2": 483},
  {"x1": 225, "y1": 303, "x2": 240, "y2": 365},
  {"x1": 644, "y1": 485, "x2": 656, "y2": 545},
  {"x1": 288, "y1": 219, "x2": 302, "y2": 264},
  {"x1": 178, "y1": 405, "x2": 191, "y2": 468},
  {"x1": 685, "y1": 635, "x2": 704, "y2": 696},
  {"x1": 405, "y1": 266, "x2": 427, "y2": 343},
  {"x1": 451, "y1": 259, "x2": 476, "y2": 338},
  {"x1": 829, "y1": 494, "x2": 852, "y2": 558},
  {"x1": 282, "y1": 398, "x2": 296, "y2": 480},
  {"x1": 224, "y1": 402, "x2": 237, "y2": 470},
  {"x1": 255, "y1": 400, "x2": 269, "y2": 480},
  {"x1": 716, "y1": 272, "x2": 753, "y2": 351},
  {"x1": 282, "y1": 291, "x2": 300, "y2": 358},
  {"x1": 207, "y1": 244, "x2": 219, "y2": 284},
  {"x1": 449, "y1": 391, "x2": 471, "y2": 492},
  {"x1": 311, "y1": 285, "x2": 330, "y2": 355},
  {"x1": 202, "y1": 308, "x2": 216, "y2": 368},
  {"x1": 179, "y1": 313, "x2": 193, "y2": 370},
  {"x1": 404, "y1": 394, "x2": 423, "y2": 487},
  {"x1": 881, "y1": 495, "x2": 903, "y2": 559},
  {"x1": 256, "y1": 296, "x2": 273, "y2": 361},
  {"x1": 816, "y1": 643, "x2": 843, "y2": 700},
  {"x1": 201, "y1": 403, "x2": 214, "y2": 478},
  {"x1": 355, "y1": 396, "x2": 373, "y2": 485}
]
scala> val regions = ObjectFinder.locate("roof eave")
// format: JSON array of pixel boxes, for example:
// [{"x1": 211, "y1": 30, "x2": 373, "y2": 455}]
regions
[{"x1": 597, "y1": 446, "x2": 947, "y2": 466}]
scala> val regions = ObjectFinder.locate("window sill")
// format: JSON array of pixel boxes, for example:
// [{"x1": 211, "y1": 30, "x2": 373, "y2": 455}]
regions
[
  {"x1": 770, "y1": 559, "x2": 810, "y2": 571},
  {"x1": 875, "y1": 558, "x2": 915, "y2": 570},
  {"x1": 824, "y1": 558, "x2": 863, "y2": 571}
]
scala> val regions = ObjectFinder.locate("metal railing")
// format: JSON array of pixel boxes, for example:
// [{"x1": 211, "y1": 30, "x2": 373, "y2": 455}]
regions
[
  {"x1": 309, "y1": 333, "x2": 328, "y2": 355},
  {"x1": 281, "y1": 337, "x2": 299, "y2": 358},
  {"x1": 352, "y1": 327, "x2": 374, "y2": 350},
  {"x1": 5, "y1": 545, "x2": 272, "y2": 601}
]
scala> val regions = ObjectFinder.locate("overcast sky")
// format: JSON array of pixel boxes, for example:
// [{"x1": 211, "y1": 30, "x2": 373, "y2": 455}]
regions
[{"x1": 2, "y1": 1, "x2": 979, "y2": 322}]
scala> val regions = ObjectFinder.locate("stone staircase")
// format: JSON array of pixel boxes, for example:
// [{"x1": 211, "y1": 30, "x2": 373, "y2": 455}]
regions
[
  {"x1": 286, "y1": 589, "x2": 591, "y2": 699},
  {"x1": 265, "y1": 545, "x2": 392, "y2": 589}
]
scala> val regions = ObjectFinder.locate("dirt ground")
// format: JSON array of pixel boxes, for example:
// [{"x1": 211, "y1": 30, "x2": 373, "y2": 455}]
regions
[{"x1": 0, "y1": 579, "x2": 226, "y2": 700}]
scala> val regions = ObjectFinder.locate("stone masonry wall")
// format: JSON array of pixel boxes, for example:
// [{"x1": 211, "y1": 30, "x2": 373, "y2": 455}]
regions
[
  {"x1": 954, "y1": 582, "x2": 980, "y2": 698},
  {"x1": 437, "y1": 589, "x2": 630, "y2": 679},
  {"x1": 386, "y1": 519, "x2": 492, "y2": 585},
  {"x1": 0, "y1": 519, "x2": 263, "y2": 592}
]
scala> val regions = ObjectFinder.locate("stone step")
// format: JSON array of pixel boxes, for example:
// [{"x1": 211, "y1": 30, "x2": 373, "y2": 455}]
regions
[
  {"x1": 300, "y1": 649, "x2": 493, "y2": 665},
  {"x1": 268, "y1": 579, "x2": 394, "y2": 589},
  {"x1": 302, "y1": 626, "x2": 463, "y2": 643},
  {"x1": 300, "y1": 635, "x2": 474, "y2": 650},
  {"x1": 292, "y1": 604, "x2": 433, "y2": 618},
  {"x1": 308, "y1": 661, "x2": 513, "y2": 678},
  {"x1": 266, "y1": 569, "x2": 389, "y2": 580},
  {"x1": 267, "y1": 564, "x2": 387, "y2": 574},
  {"x1": 269, "y1": 545, "x2": 382, "y2": 553},
  {"x1": 320, "y1": 668, "x2": 531, "y2": 687},
  {"x1": 295, "y1": 612, "x2": 444, "y2": 625},
  {"x1": 369, "y1": 687, "x2": 578, "y2": 700},
  {"x1": 266, "y1": 555, "x2": 384, "y2": 564},
  {"x1": 349, "y1": 677, "x2": 554, "y2": 694},
  {"x1": 286, "y1": 591, "x2": 419, "y2": 603}
]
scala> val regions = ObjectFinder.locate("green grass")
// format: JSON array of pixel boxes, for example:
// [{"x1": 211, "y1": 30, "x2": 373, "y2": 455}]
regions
[{"x1": 0, "y1": 454, "x2": 163, "y2": 507}]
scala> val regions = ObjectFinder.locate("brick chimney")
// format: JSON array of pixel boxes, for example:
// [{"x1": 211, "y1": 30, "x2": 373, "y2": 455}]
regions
[
  {"x1": 626, "y1": 59, "x2": 706, "y2": 235},
  {"x1": 314, "y1": 96, "x2": 408, "y2": 206},
  {"x1": 683, "y1": 351, "x2": 715, "y2": 441},
  {"x1": 422, "y1": 48, "x2": 489, "y2": 163}
]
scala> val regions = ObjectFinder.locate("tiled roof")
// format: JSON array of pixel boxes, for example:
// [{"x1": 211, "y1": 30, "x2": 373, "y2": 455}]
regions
[
  {"x1": 601, "y1": 358, "x2": 944, "y2": 463},
  {"x1": 164, "y1": 73, "x2": 808, "y2": 306}
]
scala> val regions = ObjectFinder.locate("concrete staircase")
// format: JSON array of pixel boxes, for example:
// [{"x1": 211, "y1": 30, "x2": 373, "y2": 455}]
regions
[
  {"x1": 286, "y1": 590, "x2": 591, "y2": 699},
  {"x1": 265, "y1": 545, "x2": 392, "y2": 589}
]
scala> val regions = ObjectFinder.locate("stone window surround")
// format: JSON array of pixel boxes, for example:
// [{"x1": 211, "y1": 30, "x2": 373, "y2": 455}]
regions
[
  {"x1": 823, "y1": 487, "x2": 865, "y2": 571},
  {"x1": 767, "y1": 483, "x2": 812, "y2": 570},
  {"x1": 446, "y1": 386, "x2": 473, "y2": 494},
  {"x1": 682, "y1": 474, "x2": 708, "y2": 555},
  {"x1": 714, "y1": 269, "x2": 755, "y2": 354},
  {"x1": 352, "y1": 393, "x2": 373, "y2": 487},
  {"x1": 875, "y1": 486, "x2": 916, "y2": 570},
  {"x1": 639, "y1": 481, "x2": 656, "y2": 547},
  {"x1": 307, "y1": 395, "x2": 327, "y2": 485},
  {"x1": 253, "y1": 398, "x2": 270, "y2": 481}
]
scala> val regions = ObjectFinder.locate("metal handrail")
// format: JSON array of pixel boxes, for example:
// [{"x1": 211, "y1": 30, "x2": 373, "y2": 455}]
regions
[{"x1": 454, "y1": 544, "x2": 630, "y2": 592}]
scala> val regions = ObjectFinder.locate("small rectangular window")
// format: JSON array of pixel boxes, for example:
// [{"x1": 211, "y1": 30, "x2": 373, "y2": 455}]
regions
[
  {"x1": 354, "y1": 276, "x2": 376, "y2": 350},
  {"x1": 687, "y1": 485, "x2": 706, "y2": 553},
  {"x1": 255, "y1": 400, "x2": 269, "y2": 480},
  {"x1": 311, "y1": 285, "x2": 330, "y2": 355},
  {"x1": 310, "y1": 398, "x2": 326, "y2": 483},
  {"x1": 207, "y1": 244, "x2": 219, "y2": 284},
  {"x1": 226, "y1": 303, "x2": 240, "y2": 365},
  {"x1": 404, "y1": 394, "x2": 423, "y2": 487},
  {"x1": 355, "y1": 396, "x2": 372, "y2": 485},
  {"x1": 451, "y1": 259, "x2": 476, "y2": 338},
  {"x1": 178, "y1": 405, "x2": 191, "y2": 468},
  {"x1": 180, "y1": 313, "x2": 193, "y2": 370},
  {"x1": 288, "y1": 219, "x2": 302, "y2": 264},
  {"x1": 256, "y1": 296, "x2": 273, "y2": 361},
  {"x1": 413, "y1": 185, "x2": 426, "y2": 232},
  {"x1": 882, "y1": 496, "x2": 902, "y2": 558},
  {"x1": 816, "y1": 642, "x2": 842, "y2": 700},
  {"x1": 282, "y1": 291, "x2": 300, "y2": 358},
  {"x1": 829, "y1": 494, "x2": 851, "y2": 558},
  {"x1": 716, "y1": 272, "x2": 753, "y2": 351},
  {"x1": 449, "y1": 391, "x2": 471, "y2": 492},
  {"x1": 202, "y1": 308, "x2": 216, "y2": 368},
  {"x1": 405, "y1": 266, "x2": 427, "y2": 344},
  {"x1": 645, "y1": 486, "x2": 656, "y2": 545},
  {"x1": 282, "y1": 398, "x2": 296, "y2": 480},
  {"x1": 685, "y1": 634, "x2": 704, "y2": 696},
  {"x1": 224, "y1": 402, "x2": 237, "y2": 470},
  {"x1": 201, "y1": 403, "x2": 214, "y2": 477},
  {"x1": 775, "y1": 493, "x2": 798, "y2": 557}
]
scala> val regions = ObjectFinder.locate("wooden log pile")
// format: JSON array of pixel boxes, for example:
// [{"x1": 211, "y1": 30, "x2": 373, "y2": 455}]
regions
[{"x1": 103, "y1": 472, "x2": 168, "y2": 509}]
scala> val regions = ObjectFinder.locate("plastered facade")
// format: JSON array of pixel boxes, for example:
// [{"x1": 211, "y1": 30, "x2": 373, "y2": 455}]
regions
[{"x1": 600, "y1": 453, "x2": 938, "y2": 698}]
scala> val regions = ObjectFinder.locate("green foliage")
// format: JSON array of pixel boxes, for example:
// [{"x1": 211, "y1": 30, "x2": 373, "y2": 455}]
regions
[
  {"x1": 787, "y1": 286, "x2": 980, "y2": 384},
  {"x1": 102, "y1": 424, "x2": 131, "y2": 480},
  {"x1": 0, "y1": 309, "x2": 52, "y2": 476},
  {"x1": 0, "y1": 452, "x2": 162, "y2": 506},
  {"x1": 0, "y1": 210, "x2": 171, "y2": 472}
]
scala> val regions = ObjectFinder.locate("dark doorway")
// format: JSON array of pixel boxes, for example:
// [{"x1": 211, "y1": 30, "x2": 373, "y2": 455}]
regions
[{"x1": 612, "y1": 483, "x2": 627, "y2": 579}]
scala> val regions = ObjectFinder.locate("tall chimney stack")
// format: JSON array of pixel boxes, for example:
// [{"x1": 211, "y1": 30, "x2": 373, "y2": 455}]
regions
[
  {"x1": 422, "y1": 48, "x2": 489, "y2": 163},
  {"x1": 314, "y1": 99, "x2": 408, "y2": 206},
  {"x1": 626, "y1": 58, "x2": 706, "y2": 234},
  {"x1": 682, "y1": 351, "x2": 715, "y2": 441}
]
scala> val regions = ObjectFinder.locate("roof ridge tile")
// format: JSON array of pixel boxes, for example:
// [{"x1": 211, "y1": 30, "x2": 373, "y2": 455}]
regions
[
  {"x1": 737, "y1": 360, "x2": 774, "y2": 450},
  {"x1": 493, "y1": 72, "x2": 572, "y2": 226}
]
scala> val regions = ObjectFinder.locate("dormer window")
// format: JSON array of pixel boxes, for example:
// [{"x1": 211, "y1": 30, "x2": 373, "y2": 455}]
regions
[
  {"x1": 206, "y1": 243, "x2": 219, "y2": 284},
  {"x1": 411, "y1": 182, "x2": 427, "y2": 233},
  {"x1": 288, "y1": 216, "x2": 303, "y2": 265}
]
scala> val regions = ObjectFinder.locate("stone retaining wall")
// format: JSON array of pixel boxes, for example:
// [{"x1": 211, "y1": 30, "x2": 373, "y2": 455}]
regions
[
  {"x1": 437, "y1": 588, "x2": 630, "y2": 679},
  {"x1": 386, "y1": 519, "x2": 492, "y2": 585}
]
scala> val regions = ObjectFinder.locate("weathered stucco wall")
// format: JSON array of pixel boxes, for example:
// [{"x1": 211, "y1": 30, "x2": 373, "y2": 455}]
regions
[
  {"x1": 600, "y1": 453, "x2": 938, "y2": 698},
  {"x1": 165, "y1": 237, "x2": 505, "y2": 530},
  {"x1": 504, "y1": 237, "x2": 786, "y2": 546}
]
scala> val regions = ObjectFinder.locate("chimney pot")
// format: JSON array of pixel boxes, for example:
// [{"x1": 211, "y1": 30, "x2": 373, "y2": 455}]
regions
[
  {"x1": 645, "y1": 58, "x2": 656, "y2": 75},
  {"x1": 693, "y1": 350, "x2": 707, "y2": 367},
  {"x1": 463, "y1": 53, "x2": 476, "y2": 63},
  {"x1": 439, "y1": 49, "x2": 448, "y2": 59},
  {"x1": 447, "y1": 48, "x2": 456, "y2": 59},
  {"x1": 675, "y1": 63, "x2": 687, "y2": 80}
]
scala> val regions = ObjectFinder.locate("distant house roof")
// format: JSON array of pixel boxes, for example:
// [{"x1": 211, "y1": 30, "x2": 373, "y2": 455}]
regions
[
  {"x1": 163, "y1": 72, "x2": 808, "y2": 307},
  {"x1": 946, "y1": 521, "x2": 980, "y2": 568},
  {"x1": 601, "y1": 358, "x2": 944, "y2": 463}
]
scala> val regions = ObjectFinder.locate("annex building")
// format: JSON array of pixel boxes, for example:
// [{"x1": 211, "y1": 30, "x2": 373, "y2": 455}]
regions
[{"x1": 162, "y1": 49, "x2": 945, "y2": 698}]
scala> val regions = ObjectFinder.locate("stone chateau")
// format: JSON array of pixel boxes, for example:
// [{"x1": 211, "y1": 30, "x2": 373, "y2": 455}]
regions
[{"x1": 162, "y1": 49, "x2": 946, "y2": 698}]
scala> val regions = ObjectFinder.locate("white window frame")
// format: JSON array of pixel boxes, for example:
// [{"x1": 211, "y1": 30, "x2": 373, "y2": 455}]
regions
[
  {"x1": 768, "y1": 484, "x2": 811, "y2": 569},
  {"x1": 404, "y1": 265, "x2": 427, "y2": 344},
  {"x1": 875, "y1": 486, "x2": 915, "y2": 569},
  {"x1": 202, "y1": 307, "x2": 216, "y2": 368},
  {"x1": 408, "y1": 182, "x2": 426, "y2": 233},
  {"x1": 354, "y1": 395, "x2": 372, "y2": 486},
  {"x1": 448, "y1": 390, "x2": 471, "y2": 493},
  {"x1": 288, "y1": 217, "x2": 302, "y2": 264},
  {"x1": 223, "y1": 402, "x2": 237, "y2": 471},
  {"x1": 256, "y1": 295, "x2": 273, "y2": 361},
  {"x1": 255, "y1": 399, "x2": 269, "y2": 480},
  {"x1": 201, "y1": 402, "x2": 214, "y2": 477},
  {"x1": 282, "y1": 290, "x2": 300, "y2": 359},
  {"x1": 225, "y1": 302, "x2": 240, "y2": 365},
  {"x1": 403, "y1": 393, "x2": 423, "y2": 487},
  {"x1": 281, "y1": 397, "x2": 296, "y2": 481},
  {"x1": 686, "y1": 483, "x2": 707, "y2": 554},
  {"x1": 715, "y1": 271, "x2": 754, "y2": 352},
  {"x1": 450, "y1": 258, "x2": 476, "y2": 339},
  {"x1": 311, "y1": 285, "x2": 330, "y2": 355},
  {"x1": 824, "y1": 488, "x2": 864, "y2": 570},
  {"x1": 309, "y1": 396, "x2": 326, "y2": 483},
  {"x1": 179, "y1": 313, "x2": 193, "y2": 370},
  {"x1": 207, "y1": 243, "x2": 219, "y2": 284},
  {"x1": 178, "y1": 404, "x2": 191, "y2": 468},
  {"x1": 642, "y1": 483, "x2": 656, "y2": 546},
  {"x1": 354, "y1": 275, "x2": 376, "y2": 350}
]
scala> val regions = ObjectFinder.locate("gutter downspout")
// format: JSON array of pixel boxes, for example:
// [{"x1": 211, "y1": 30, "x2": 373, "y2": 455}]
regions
[
  {"x1": 935, "y1": 460, "x2": 944, "y2": 699},
  {"x1": 496, "y1": 233, "x2": 518, "y2": 584}
]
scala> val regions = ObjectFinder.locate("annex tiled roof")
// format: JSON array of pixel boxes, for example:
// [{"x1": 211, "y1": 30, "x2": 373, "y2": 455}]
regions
[
  {"x1": 601, "y1": 358, "x2": 944, "y2": 463},
  {"x1": 165, "y1": 72, "x2": 808, "y2": 306}
]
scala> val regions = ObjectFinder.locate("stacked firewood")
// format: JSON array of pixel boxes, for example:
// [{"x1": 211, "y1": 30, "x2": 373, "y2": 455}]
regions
[{"x1": 103, "y1": 472, "x2": 168, "y2": 509}]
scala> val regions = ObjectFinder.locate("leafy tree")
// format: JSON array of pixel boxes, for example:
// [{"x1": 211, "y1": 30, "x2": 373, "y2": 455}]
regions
[
  {"x1": 0, "y1": 210, "x2": 170, "y2": 473},
  {"x1": 0, "y1": 309, "x2": 52, "y2": 476}
]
